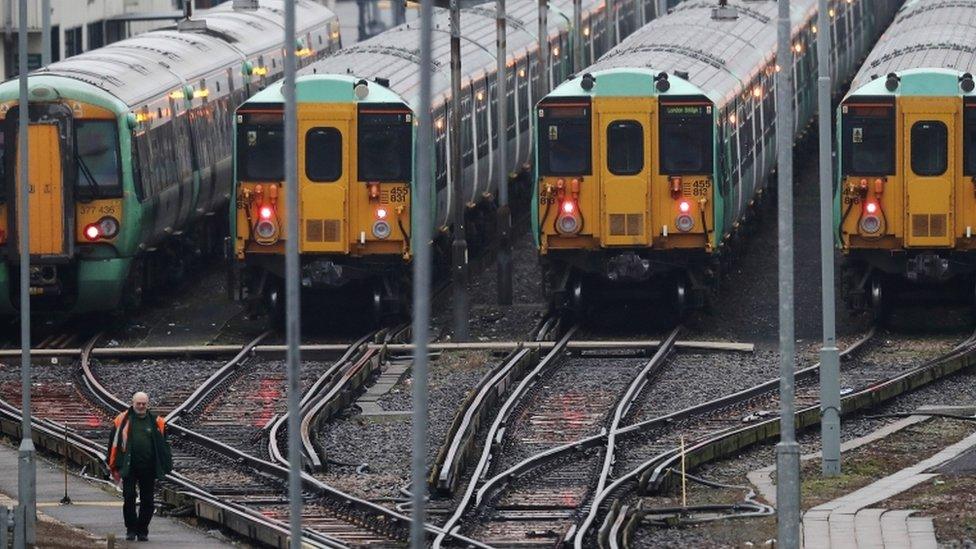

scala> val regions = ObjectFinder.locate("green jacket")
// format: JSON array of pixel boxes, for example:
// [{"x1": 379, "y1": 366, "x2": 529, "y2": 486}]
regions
[{"x1": 107, "y1": 408, "x2": 173, "y2": 479}]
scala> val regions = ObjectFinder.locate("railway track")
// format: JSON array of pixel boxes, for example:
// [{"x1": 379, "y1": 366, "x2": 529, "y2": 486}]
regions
[{"x1": 431, "y1": 326, "x2": 713, "y2": 546}]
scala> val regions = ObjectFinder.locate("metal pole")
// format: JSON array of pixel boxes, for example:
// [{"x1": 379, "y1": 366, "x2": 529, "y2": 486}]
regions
[
  {"x1": 41, "y1": 0, "x2": 50, "y2": 66},
  {"x1": 450, "y1": 0, "x2": 470, "y2": 341},
  {"x1": 816, "y1": 0, "x2": 840, "y2": 478},
  {"x1": 409, "y1": 0, "x2": 434, "y2": 543},
  {"x1": 604, "y1": 0, "x2": 613, "y2": 55},
  {"x1": 282, "y1": 0, "x2": 302, "y2": 547},
  {"x1": 775, "y1": 0, "x2": 800, "y2": 547},
  {"x1": 537, "y1": 0, "x2": 547, "y2": 96},
  {"x1": 572, "y1": 0, "x2": 582, "y2": 72},
  {"x1": 16, "y1": 0, "x2": 36, "y2": 545},
  {"x1": 656, "y1": 0, "x2": 667, "y2": 17},
  {"x1": 495, "y1": 0, "x2": 512, "y2": 305}
]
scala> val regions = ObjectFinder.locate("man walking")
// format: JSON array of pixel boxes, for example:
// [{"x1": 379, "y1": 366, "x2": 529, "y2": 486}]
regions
[{"x1": 107, "y1": 392, "x2": 173, "y2": 541}]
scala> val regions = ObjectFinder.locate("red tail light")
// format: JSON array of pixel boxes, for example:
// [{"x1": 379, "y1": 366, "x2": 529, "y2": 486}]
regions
[
  {"x1": 84, "y1": 224, "x2": 100, "y2": 241},
  {"x1": 376, "y1": 207, "x2": 388, "y2": 220},
  {"x1": 865, "y1": 202, "x2": 878, "y2": 214},
  {"x1": 561, "y1": 201, "x2": 575, "y2": 214},
  {"x1": 259, "y1": 205, "x2": 274, "y2": 220},
  {"x1": 678, "y1": 200, "x2": 691, "y2": 213}
]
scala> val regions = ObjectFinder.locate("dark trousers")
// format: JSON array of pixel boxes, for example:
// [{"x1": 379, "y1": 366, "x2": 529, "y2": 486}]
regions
[{"x1": 122, "y1": 469, "x2": 156, "y2": 535}]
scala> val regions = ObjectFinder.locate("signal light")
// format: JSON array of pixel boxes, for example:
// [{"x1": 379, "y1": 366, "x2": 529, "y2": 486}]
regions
[
  {"x1": 259, "y1": 206, "x2": 273, "y2": 220},
  {"x1": 865, "y1": 202, "x2": 878, "y2": 214},
  {"x1": 376, "y1": 208, "x2": 388, "y2": 220},
  {"x1": 84, "y1": 224, "x2": 100, "y2": 241},
  {"x1": 562, "y1": 201, "x2": 575, "y2": 214},
  {"x1": 679, "y1": 201, "x2": 691, "y2": 213}
]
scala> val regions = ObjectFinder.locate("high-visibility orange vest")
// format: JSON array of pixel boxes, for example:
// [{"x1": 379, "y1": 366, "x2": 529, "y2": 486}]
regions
[{"x1": 107, "y1": 411, "x2": 165, "y2": 471}]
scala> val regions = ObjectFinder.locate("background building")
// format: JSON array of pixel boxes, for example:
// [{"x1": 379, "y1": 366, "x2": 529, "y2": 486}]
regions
[{"x1": 0, "y1": 0, "x2": 187, "y2": 79}]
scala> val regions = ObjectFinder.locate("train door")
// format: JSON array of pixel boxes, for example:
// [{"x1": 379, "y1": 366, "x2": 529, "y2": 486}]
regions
[
  {"x1": 16, "y1": 122, "x2": 67, "y2": 257},
  {"x1": 598, "y1": 101, "x2": 652, "y2": 246},
  {"x1": 902, "y1": 98, "x2": 956, "y2": 248},
  {"x1": 298, "y1": 109, "x2": 351, "y2": 254}
]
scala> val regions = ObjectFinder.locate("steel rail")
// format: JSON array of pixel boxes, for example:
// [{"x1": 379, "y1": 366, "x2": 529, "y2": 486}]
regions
[
  {"x1": 0, "y1": 373, "x2": 343, "y2": 547},
  {"x1": 586, "y1": 327, "x2": 976, "y2": 545},
  {"x1": 79, "y1": 328, "x2": 491, "y2": 547},
  {"x1": 164, "y1": 330, "x2": 272, "y2": 424},
  {"x1": 296, "y1": 324, "x2": 409, "y2": 471},
  {"x1": 429, "y1": 347, "x2": 532, "y2": 495},
  {"x1": 267, "y1": 331, "x2": 378, "y2": 468},
  {"x1": 465, "y1": 328, "x2": 875, "y2": 544},
  {"x1": 432, "y1": 326, "x2": 579, "y2": 549},
  {"x1": 571, "y1": 326, "x2": 681, "y2": 548},
  {"x1": 0, "y1": 339, "x2": 753, "y2": 358},
  {"x1": 429, "y1": 314, "x2": 557, "y2": 496}
]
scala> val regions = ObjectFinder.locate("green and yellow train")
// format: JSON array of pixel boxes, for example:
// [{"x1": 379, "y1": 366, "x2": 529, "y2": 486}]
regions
[
  {"x1": 534, "y1": 0, "x2": 900, "y2": 315},
  {"x1": 0, "y1": 0, "x2": 338, "y2": 318}
]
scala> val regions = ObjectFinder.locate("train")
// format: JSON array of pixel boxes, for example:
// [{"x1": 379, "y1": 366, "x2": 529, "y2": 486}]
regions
[
  {"x1": 0, "y1": 0, "x2": 339, "y2": 318},
  {"x1": 534, "y1": 0, "x2": 900, "y2": 316},
  {"x1": 836, "y1": 0, "x2": 976, "y2": 321},
  {"x1": 231, "y1": 0, "x2": 679, "y2": 321}
]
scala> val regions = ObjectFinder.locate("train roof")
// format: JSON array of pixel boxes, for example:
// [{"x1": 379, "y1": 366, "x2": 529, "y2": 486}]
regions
[
  {"x1": 848, "y1": 0, "x2": 976, "y2": 96},
  {"x1": 575, "y1": 0, "x2": 816, "y2": 105},
  {"x1": 12, "y1": 0, "x2": 335, "y2": 108},
  {"x1": 247, "y1": 0, "x2": 597, "y2": 109}
]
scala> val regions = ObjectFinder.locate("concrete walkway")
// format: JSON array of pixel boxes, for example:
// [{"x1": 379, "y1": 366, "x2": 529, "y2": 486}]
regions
[
  {"x1": 748, "y1": 407, "x2": 976, "y2": 548},
  {"x1": 801, "y1": 428, "x2": 976, "y2": 549},
  {"x1": 0, "y1": 440, "x2": 234, "y2": 548}
]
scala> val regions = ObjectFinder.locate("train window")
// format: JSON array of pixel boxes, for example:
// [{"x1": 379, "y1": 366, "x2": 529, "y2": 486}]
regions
[
  {"x1": 358, "y1": 110, "x2": 411, "y2": 182},
  {"x1": 238, "y1": 122, "x2": 284, "y2": 181},
  {"x1": 659, "y1": 102, "x2": 714, "y2": 174},
  {"x1": 964, "y1": 107, "x2": 976, "y2": 175},
  {"x1": 306, "y1": 127, "x2": 342, "y2": 182},
  {"x1": 0, "y1": 131, "x2": 6, "y2": 186},
  {"x1": 911, "y1": 121, "x2": 948, "y2": 177},
  {"x1": 131, "y1": 131, "x2": 145, "y2": 201},
  {"x1": 75, "y1": 120, "x2": 122, "y2": 198},
  {"x1": 538, "y1": 103, "x2": 591, "y2": 176},
  {"x1": 842, "y1": 103, "x2": 894, "y2": 175},
  {"x1": 607, "y1": 120, "x2": 643, "y2": 175}
]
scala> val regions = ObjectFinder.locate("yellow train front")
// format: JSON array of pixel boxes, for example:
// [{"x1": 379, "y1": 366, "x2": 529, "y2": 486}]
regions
[
  {"x1": 836, "y1": 0, "x2": 976, "y2": 320},
  {"x1": 232, "y1": 77, "x2": 412, "y2": 322},
  {"x1": 535, "y1": 71, "x2": 718, "y2": 315}
]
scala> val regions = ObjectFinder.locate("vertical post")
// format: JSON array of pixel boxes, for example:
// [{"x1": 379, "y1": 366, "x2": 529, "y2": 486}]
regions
[
  {"x1": 604, "y1": 0, "x2": 613, "y2": 55},
  {"x1": 816, "y1": 0, "x2": 840, "y2": 478},
  {"x1": 17, "y1": 0, "x2": 36, "y2": 545},
  {"x1": 41, "y1": 0, "x2": 50, "y2": 67},
  {"x1": 495, "y1": 0, "x2": 512, "y2": 305},
  {"x1": 537, "y1": 0, "x2": 547, "y2": 95},
  {"x1": 572, "y1": 0, "x2": 582, "y2": 72},
  {"x1": 60, "y1": 424, "x2": 71, "y2": 505},
  {"x1": 656, "y1": 0, "x2": 667, "y2": 17},
  {"x1": 282, "y1": 0, "x2": 302, "y2": 547},
  {"x1": 450, "y1": 0, "x2": 470, "y2": 341},
  {"x1": 410, "y1": 0, "x2": 434, "y2": 543},
  {"x1": 775, "y1": 0, "x2": 800, "y2": 547},
  {"x1": 680, "y1": 436, "x2": 687, "y2": 508}
]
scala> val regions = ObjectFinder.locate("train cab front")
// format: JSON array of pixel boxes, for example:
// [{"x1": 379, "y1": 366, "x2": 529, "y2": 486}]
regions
[
  {"x1": 233, "y1": 76, "x2": 413, "y2": 321},
  {"x1": 0, "y1": 84, "x2": 125, "y2": 317},
  {"x1": 838, "y1": 70, "x2": 976, "y2": 317},
  {"x1": 535, "y1": 70, "x2": 716, "y2": 313}
]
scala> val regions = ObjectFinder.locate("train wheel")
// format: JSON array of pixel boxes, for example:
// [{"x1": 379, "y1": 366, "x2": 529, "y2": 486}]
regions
[{"x1": 870, "y1": 276, "x2": 889, "y2": 326}]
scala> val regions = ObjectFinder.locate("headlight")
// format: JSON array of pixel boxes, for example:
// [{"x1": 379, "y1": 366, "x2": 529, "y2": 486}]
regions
[
  {"x1": 255, "y1": 220, "x2": 278, "y2": 239},
  {"x1": 675, "y1": 214, "x2": 695, "y2": 232},
  {"x1": 98, "y1": 216, "x2": 119, "y2": 238},
  {"x1": 860, "y1": 215, "x2": 881, "y2": 234},
  {"x1": 372, "y1": 220, "x2": 391, "y2": 239},
  {"x1": 556, "y1": 214, "x2": 581, "y2": 235}
]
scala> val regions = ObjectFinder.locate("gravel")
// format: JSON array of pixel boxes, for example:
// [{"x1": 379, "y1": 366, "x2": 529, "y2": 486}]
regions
[
  {"x1": 431, "y1": 219, "x2": 547, "y2": 342},
  {"x1": 312, "y1": 350, "x2": 499, "y2": 505}
]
